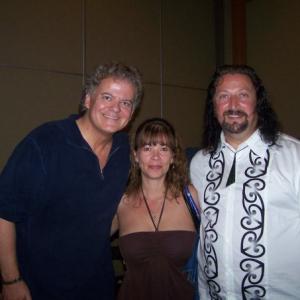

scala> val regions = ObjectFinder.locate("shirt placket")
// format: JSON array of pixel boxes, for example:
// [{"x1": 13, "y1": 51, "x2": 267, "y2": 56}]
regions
[{"x1": 224, "y1": 149, "x2": 238, "y2": 295}]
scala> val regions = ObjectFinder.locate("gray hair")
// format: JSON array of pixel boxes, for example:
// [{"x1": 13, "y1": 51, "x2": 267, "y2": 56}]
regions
[{"x1": 79, "y1": 62, "x2": 143, "y2": 114}]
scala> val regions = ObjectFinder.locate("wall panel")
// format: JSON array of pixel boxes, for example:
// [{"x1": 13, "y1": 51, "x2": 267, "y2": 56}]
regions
[
  {"x1": 0, "y1": 0, "x2": 216, "y2": 169},
  {"x1": 0, "y1": 0, "x2": 82, "y2": 72},
  {"x1": 0, "y1": 68, "x2": 81, "y2": 167},
  {"x1": 247, "y1": 0, "x2": 300, "y2": 137}
]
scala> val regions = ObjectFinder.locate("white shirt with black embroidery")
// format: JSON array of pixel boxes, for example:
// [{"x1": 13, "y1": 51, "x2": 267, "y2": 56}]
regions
[{"x1": 190, "y1": 130, "x2": 300, "y2": 300}]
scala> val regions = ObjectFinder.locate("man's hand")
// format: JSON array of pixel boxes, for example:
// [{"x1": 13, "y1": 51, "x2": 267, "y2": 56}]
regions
[{"x1": 2, "y1": 281, "x2": 32, "y2": 300}]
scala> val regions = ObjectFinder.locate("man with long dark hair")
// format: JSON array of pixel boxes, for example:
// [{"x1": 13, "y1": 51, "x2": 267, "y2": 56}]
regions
[
  {"x1": 190, "y1": 65, "x2": 300, "y2": 299},
  {"x1": 0, "y1": 62, "x2": 143, "y2": 300}
]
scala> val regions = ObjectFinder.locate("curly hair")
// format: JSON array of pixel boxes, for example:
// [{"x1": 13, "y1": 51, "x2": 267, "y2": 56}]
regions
[
  {"x1": 202, "y1": 64, "x2": 281, "y2": 153},
  {"x1": 79, "y1": 61, "x2": 143, "y2": 115},
  {"x1": 126, "y1": 117, "x2": 189, "y2": 199}
]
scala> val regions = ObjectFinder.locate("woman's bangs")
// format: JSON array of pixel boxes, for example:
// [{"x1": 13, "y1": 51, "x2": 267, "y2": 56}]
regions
[{"x1": 137, "y1": 126, "x2": 172, "y2": 147}]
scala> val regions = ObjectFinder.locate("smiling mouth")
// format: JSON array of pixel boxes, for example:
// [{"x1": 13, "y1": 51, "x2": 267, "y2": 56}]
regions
[
  {"x1": 103, "y1": 114, "x2": 119, "y2": 120},
  {"x1": 149, "y1": 165, "x2": 162, "y2": 169},
  {"x1": 226, "y1": 115, "x2": 243, "y2": 120},
  {"x1": 224, "y1": 110, "x2": 247, "y2": 118}
]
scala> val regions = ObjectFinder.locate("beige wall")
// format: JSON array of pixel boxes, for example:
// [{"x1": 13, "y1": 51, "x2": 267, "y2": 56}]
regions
[
  {"x1": 0, "y1": 0, "x2": 215, "y2": 169},
  {"x1": 1, "y1": 1, "x2": 300, "y2": 170},
  {"x1": 246, "y1": 0, "x2": 300, "y2": 138}
]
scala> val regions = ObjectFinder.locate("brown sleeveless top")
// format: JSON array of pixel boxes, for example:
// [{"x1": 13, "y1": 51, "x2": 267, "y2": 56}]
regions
[{"x1": 117, "y1": 230, "x2": 196, "y2": 300}]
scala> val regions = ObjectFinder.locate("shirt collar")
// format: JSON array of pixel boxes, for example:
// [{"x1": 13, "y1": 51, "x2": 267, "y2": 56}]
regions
[
  {"x1": 219, "y1": 129, "x2": 268, "y2": 156},
  {"x1": 58, "y1": 114, "x2": 128, "y2": 152},
  {"x1": 58, "y1": 114, "x2": 89, "y2": 149}
]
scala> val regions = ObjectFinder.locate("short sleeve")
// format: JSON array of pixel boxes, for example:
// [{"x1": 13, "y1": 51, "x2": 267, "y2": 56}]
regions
[
  {"x1": 0, "y1": 137, "x2": 45, "y2": 222},
  {"x1": 190, "y1": 151, "x2": 203, "y2": 194}
]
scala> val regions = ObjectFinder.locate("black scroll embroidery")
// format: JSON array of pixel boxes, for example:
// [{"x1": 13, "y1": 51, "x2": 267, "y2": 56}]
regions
[
  {"x1": 203, "y1": 151, "x2": 224, "y2": 299},
  {"x1": 240, "y1": 150, "x2": 269, "y2": 299}
]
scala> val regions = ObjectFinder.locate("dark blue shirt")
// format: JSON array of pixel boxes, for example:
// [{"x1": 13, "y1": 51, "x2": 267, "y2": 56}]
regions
[{"x1": 0, "y1": 115, "x2": 131, "y2": 300}]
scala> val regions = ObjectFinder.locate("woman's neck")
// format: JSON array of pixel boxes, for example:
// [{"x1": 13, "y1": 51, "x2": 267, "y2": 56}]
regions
[{"x1": 141, "y1": 178, "x2": 166, "y2": 199}]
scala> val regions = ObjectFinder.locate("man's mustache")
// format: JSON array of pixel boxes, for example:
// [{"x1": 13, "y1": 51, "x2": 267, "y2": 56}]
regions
[{"x1": 223, "y1": 110, "x2": 248, "y2": 117}]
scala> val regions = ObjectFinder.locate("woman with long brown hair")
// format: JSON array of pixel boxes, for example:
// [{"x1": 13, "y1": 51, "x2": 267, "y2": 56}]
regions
[{"x1": 112, "y1": 117, "x2": 199, "y2": 300}]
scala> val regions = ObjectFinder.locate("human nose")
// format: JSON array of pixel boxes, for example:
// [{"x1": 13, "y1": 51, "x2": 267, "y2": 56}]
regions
[
  {"x1": 228, "y1": 95, "x2": 239, "y2": 109},
  {"x1": 111, "y1": 98, "x2": 121, "y2": 112},
  {"x1": 150, "y1": 147, "x2": 160, "y2": 160}
]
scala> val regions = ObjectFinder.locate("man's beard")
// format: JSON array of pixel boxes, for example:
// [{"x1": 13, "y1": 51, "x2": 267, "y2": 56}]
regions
[{"x1": 221, "y1": 110, "x2": 248, "y2": 134}]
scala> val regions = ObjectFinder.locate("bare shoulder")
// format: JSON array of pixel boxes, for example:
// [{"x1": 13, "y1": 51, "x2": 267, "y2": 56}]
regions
[
  {"x1": 115, "y1": 194, "x2": 129, "y2": 231},
  {"x1": 117, "y1": 194, "x2": 140, "y2": 213},
  {"x1": 117, "y1": 194, "x2": 129, "y2": 212},
  {"x1": 119, "y1": 194, "x2": 130, "y2": 205},
  {"x1": 187, "y1": 184, "x2": 198, "y2": 198}
]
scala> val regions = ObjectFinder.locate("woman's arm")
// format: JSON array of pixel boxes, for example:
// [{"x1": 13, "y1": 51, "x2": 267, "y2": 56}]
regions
[{"x1": 110, "y1": 214, "x2": 119, "y2": 236}]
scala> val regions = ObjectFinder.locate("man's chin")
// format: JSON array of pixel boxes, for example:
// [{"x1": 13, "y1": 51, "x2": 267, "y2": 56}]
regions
[{"x1": 222, "y1": 121, "x2": 248, "y2": 134}]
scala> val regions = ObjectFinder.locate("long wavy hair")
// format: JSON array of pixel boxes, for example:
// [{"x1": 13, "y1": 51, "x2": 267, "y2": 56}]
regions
[
  {"x1": 126, "y1": 118, "x2": 189, "y2": 199},
  {"x1": 202, "y1": 64, "x2": 281, "y2": 153}
]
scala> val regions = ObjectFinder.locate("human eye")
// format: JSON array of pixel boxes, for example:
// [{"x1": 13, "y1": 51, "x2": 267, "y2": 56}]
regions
[
  {"x1": 160, "y1": 145, "x2": 170, "y2": 152},
  {"x1": 216, "y1": 93, "x2": 229, "y2": 101},
  {"x1": 142, "y1": 144, "x2": 151, "y2": 152},
  {"x1": 101, "y1": 94, "x2": 112, "y2": 102},
  {"x1": 239, "y1": 92, "x2": 250, "y2": 101},
  {"x1": 120, "y1": 100, "x2": 133, "y2": 110},
  {"x1": 239, "y1": 92, "x2": 249, "y2": 99}
]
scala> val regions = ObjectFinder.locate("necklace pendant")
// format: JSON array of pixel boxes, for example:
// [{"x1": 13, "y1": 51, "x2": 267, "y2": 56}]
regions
[{"x1": 152, "y1": 214, "x2": 158, "y2": 222}]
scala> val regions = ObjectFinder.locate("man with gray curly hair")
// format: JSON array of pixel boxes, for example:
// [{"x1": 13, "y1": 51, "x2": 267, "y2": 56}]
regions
[{"x1": 0, "y1": 62, "x2": 143, "y2": 300}]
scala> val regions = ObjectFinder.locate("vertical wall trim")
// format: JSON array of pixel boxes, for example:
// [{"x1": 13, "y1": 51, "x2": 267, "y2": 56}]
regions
[
  {"x1": 213, "y1": 0, "x2": 225, "y2": 66},
  {"x1": 231, "y1": 0, "x2": 246, "y2": 64},
  {"x1": 81, "y1": 0, "x2": 87, "y2": 86},
  {"x1": 159, "y1": 0, "x2": 165, "y2": 117}
]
